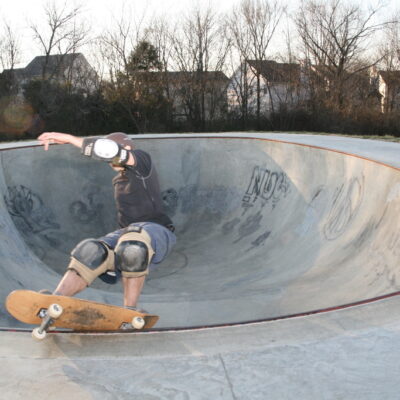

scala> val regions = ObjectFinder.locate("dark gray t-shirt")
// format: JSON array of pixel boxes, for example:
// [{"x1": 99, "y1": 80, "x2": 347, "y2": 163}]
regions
[
  {"x1": 112, "y1": 149, "x2": 172, "y2": 228},
  {"x1": 81, "y1": 138, "x2": 172, "y2": 229}
]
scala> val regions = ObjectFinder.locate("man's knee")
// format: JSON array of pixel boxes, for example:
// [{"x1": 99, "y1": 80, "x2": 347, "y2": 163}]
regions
[
  {"x1": 115, "y1": 227, "x2": 154, "y2": 278},
  {"x1": 68, "y1": 239, "x2": 115, "y2": 285}
]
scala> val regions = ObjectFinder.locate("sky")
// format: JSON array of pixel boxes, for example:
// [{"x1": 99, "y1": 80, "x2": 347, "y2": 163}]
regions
[
  {"x1": 0, "y1": 0, "x2": 399, "y2": 71},
  {"x1": 0, "y1": 0, "x2": 241, "y2": 69}
]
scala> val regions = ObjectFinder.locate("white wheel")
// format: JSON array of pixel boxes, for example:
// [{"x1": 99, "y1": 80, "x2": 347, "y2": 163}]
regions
[
  {"x1": 32, "y1": 327, "x2": 47, "y2": 340},
  {"x1": 47, "y1": 303, "x2": 63, "y2": 319},
  {"x1": 132, "y1": 316, "x2": 145, "y2": 329}
]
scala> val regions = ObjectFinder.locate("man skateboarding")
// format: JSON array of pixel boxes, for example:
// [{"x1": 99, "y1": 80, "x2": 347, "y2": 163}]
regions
[{"x1": 37, "y1": 131, "x2": 176, "y2": 309}]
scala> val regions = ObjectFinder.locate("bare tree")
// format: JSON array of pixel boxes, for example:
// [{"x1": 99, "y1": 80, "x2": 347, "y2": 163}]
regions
[
  {"x1": 97, "y1": 5, "x2": 150, "y2": 131},
  {"x1": 0, "y1": 21, "x2": 20, "y2": 71},
  {"x1": 295, "y1": 0, "x2": 392, "y2": 111},
  {"x1": 30, "y1": 1, "x2": 89, "y2": 80},
  {"x1": 227, "y1": 0, "x2": 285, "y2": 125},
  {"x1": 379, "y1": 13, "x2": 400, "y2": 71},
  {"x1": 169, "y1": 5, "x2": 231, "y2": 129},
  {"x1": 144, "y1": 17, "x2": 175, "y2": 126},
  {"x1": 0, "y1": 20, "x2": 23, "y2": 136},
  {"x1": 146, "y1": 17, "x2": 173, "y2": 72},
  {"x1": 99, "y1": 11, "x2": 141, "y2": 77}
]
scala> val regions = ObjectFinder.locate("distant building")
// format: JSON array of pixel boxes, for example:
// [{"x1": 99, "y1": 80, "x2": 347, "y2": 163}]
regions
[
  {"x1": 373, "y1": 69, "x2": 400, "y2": 113},
  {"x1": 2, "y1": 53, "x2": 98, "y2": 94},
  {"x1": 310, "y1": 64, "x2": 381, "y2": 109},
  {"x1": 227, "y1": 60, "x2": 308, "y2": 116}
]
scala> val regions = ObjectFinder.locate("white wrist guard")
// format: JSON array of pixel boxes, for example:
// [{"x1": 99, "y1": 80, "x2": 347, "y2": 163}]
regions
[{"x1": 82, "y1": 138, "x2": 130, "y2": 166}]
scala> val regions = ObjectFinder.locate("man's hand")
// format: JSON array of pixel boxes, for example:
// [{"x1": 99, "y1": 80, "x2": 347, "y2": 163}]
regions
[{"x1": 38, "y1": 132, "x2": 83, "y2": 150}]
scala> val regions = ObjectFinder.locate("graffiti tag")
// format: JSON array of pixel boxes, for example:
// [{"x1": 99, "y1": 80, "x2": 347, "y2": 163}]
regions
[{"x1": 242, "y1": 166, "x2": 290, "y2": 210}]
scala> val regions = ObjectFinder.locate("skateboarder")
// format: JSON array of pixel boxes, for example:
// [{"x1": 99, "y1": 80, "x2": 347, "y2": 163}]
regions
[{"x1": 37, "y1": 131, "x2": 176, "y2": 308}]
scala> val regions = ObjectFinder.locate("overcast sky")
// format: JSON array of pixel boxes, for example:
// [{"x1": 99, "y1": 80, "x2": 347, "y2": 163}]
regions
[
  {"x1": 1, "y1": 0, "x2": 233, "y2": 68},
  {"x1": 0, "y1": 0, "x2": 398, "y2": 70}
]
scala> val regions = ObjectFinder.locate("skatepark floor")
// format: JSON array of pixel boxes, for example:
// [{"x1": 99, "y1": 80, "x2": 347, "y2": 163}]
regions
[{"x1": 1, "y1": 132, "x2": 400, "y2": 399}]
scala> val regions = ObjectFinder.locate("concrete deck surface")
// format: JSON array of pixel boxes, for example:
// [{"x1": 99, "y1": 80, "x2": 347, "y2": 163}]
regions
[{"x1": 1, "y1": 132, "x2": 400, "y2": 399}]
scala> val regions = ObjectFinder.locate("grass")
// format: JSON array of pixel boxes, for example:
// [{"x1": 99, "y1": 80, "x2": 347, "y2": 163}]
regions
[
  {"x1": 229, "y1": 130, "x2": 400, "y2": 143},
  {"x1": 1, "y1": 131, "x2": 400, "y2": 144}
]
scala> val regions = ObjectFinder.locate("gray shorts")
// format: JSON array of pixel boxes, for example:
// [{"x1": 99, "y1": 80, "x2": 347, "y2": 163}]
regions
[{"x1": 100, "y1": 222, "x2": 176, "y2": 272}]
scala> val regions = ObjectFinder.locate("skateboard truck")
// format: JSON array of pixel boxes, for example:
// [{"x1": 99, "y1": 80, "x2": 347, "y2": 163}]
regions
[{"x1": 32, "y1": 303, "x2": 63, "y2": 340}]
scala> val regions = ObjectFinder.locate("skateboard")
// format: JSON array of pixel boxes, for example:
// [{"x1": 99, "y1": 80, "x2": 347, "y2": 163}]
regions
[{"x1": 5, "y1": 290, "x2": 159, "y2": 340}]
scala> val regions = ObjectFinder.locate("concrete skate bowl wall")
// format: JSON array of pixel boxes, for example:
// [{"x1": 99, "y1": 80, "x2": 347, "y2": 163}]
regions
[{"x1": 1, "y1": 136, "x2": 400, "y2": 329}]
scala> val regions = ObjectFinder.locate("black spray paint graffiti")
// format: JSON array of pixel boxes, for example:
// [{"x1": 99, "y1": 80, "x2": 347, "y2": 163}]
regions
[
  {"x1": 247, "y1": 230, "x2": 272, "y2": 252},
  {"x1": 4, "y1": 185, "x2": 60, "y2": 234},
  {"x1": 221, "y1": 218, "x2": 241, "y2": 235},
  {"x1": 69, "y1": 191, "x2": 104, "y2": 224},
  {"x1": 242, "y1": 166, "x2": 290, "y2": 211},
  {"x1": 323, "y1": 177, "x2": 364, "y2": 241},
  {"x1": 162, "y1": 188, "x2": 179, "y2": 217},
  {"x1": 233, "y1": 211, "x2": 264, "y2": 243},
  {"x1": 162, "y1": 185, "x2": 241, "y2": 216}
]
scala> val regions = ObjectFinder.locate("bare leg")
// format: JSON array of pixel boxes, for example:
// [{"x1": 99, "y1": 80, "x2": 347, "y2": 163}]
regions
[
  {"x1": 122, "y1": 276, "x2": 146, "y2": 307},
  {"x1": 53, "y1": 270, "x2": 87, "y2": 296}
]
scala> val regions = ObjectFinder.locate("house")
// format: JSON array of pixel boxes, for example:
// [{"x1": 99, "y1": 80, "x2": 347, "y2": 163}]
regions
[
  {"x1": 2, "y1": 53, "x2": 98, "y2": 94},
  {"x1": 309, "y1": 64, "x2": 381, "y2": 109},
  {"x1": 373, "y1": 69, "x2": 400, "y2": 113},
  {"x1": 227, "y1": 60, "x2": 308, "y2": 117}
]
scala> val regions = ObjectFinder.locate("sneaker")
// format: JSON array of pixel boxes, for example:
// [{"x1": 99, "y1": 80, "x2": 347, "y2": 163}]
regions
[
  {"x1": 125, "y1": 305, "x2": 148, "y2": 314},
  {"x1": 38, "y1": 289, "x2": 53, "y2": 295},
  {"x1": 99, "y1": 271, "x2": 118, "y2": 285}
]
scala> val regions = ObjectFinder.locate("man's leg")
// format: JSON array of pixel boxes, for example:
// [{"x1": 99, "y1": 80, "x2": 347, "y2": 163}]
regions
[
  {"x1": 55, "y1": 269, "x2": 146, "y2": 306},
  {"x1": 114, "y1": 227, "x2": 154, "y2": 308},
  {"x1": 122, "y1": 276, "x2": 146, "y2": 307},
  {"x1": 116, "y1": 223, "x2": 176, "y2": 308},
  {"x1": 53, "y1": 270, "x2": 87, "y2": 296}
]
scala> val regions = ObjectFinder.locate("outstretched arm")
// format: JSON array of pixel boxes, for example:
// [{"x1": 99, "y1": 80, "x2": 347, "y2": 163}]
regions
[
  {"x1": 38, "y1": 132, "x2": 135, "y2": 166},
  {"x1": 38, "y1": 132, "x2": 83, "y2": 151}
]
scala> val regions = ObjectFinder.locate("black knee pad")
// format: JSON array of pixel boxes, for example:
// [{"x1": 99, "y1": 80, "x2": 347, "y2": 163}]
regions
[
  {"x1": 114, "y1": 228, "x2": 154, "y2": 278},
  {"x1": 115, "y1": 241, "x2": 149, "y2": 276},
  {"x1": 71, "y1": 239, "x2": 109, "y2": 267},
  {"x1": 68, "y1": 239, "x2": 115, "y2": 285}
]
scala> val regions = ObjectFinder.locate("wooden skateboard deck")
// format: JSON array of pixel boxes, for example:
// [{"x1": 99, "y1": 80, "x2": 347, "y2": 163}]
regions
[{"x1": 6, "y1": 290, "x2": 159, "y2": 332}]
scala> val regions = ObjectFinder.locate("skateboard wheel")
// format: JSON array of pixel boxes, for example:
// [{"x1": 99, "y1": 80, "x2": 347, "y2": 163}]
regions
[
  {"x1": 132, "y1": 316, "x2": 145, "y2": 329},
  {"x1": 32, "y1": 327, "x2": 47, "y2": 340},
  {"x1": 48, "y1": 303, "x2": 63, "y2": 319}
]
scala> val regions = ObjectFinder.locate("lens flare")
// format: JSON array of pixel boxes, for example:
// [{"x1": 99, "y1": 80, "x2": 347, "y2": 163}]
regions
[{"x1": 0, "y1": 97, "x2": 35, "y2": 136}]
